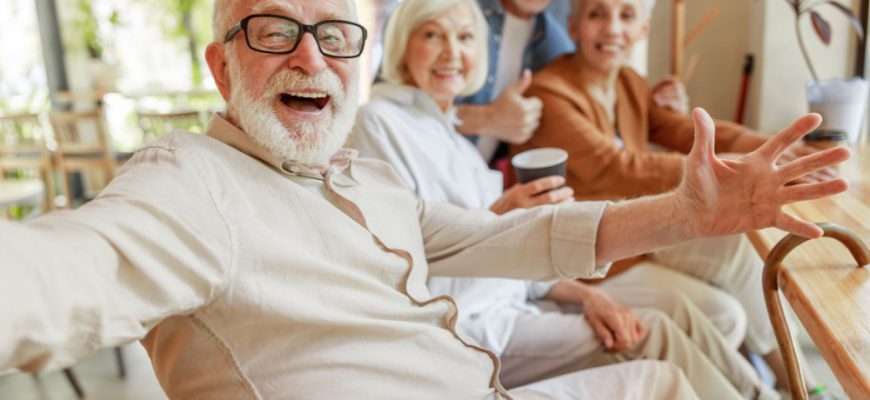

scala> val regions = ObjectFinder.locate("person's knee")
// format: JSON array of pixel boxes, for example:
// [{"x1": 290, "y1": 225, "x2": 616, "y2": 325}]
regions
[
  {"x1": 648, "y1": 289, "x2": 695, "y2": 315},
  {"x1": 634, "y1": 309, "x2": 685, "y2": 346},
  {"x1": 626, "y1": 360, "x2": 692, "y2": 392},
  {"x1": 701, "y1": 292, "x2": 748, "y2": 347}
]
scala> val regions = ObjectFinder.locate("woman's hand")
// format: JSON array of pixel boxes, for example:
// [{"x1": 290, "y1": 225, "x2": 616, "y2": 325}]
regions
[
  {"x1": 651, "y1": 75, "x2": 690, "y2": 114},
  {"x1": 489, "y1": 176, "x2": 573, "y2": 215},
  {"x1": 544, "y1": 281, "x2": 646, "y2": 352},
  {"x1": 580, "y1": 285, "x2": 647, "y2": 352}
]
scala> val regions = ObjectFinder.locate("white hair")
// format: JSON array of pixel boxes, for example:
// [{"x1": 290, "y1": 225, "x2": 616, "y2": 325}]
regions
[
  {"x1": 570, "y1": 0, "x2": 657, "y2": 21},
  {"x1": 212, "y1": 0, "x2": 359, "y2": 43},
  {"x1": 379, "y1": 0, "x2": 489, "y2": 97},
  {"x1": 213, "y1": 0, "x2": 241, "y2": 42}
]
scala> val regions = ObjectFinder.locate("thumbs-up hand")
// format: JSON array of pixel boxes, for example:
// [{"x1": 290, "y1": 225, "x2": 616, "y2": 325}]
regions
[{"x1": 487, "y1": 69, "x2": 543, "y2": 144}]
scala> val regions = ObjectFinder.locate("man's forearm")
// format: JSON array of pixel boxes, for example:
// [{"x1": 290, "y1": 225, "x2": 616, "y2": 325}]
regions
[
  {"x1": 455, "y1": 104, "x2": 493, "y2": 136},
  {"x1": 595, "y1": 192, "x2": 693, "y2": 266},
  {"x1": 543, "y1": 280, "x2": 591, "y2": 305}
]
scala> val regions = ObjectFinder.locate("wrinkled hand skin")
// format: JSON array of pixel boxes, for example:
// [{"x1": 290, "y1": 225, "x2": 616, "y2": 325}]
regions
[
  {"x1": 490, "y1": 176, "x2": 573, "y2": 215},
  {"x1": 651, "y1": 75, "x2": 690, "y2": 114},
  {"x1": 582, "y1": 285, "x2": 646, "y2": 352},
  {"x1": 675, "y1": 109, "x2": 851, "y2": 239}
]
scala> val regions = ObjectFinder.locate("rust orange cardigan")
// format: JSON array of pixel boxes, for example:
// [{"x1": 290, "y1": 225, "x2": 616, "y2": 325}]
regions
[{"x1": 510, "y1": 55, "x2": 755, "y2": 201}]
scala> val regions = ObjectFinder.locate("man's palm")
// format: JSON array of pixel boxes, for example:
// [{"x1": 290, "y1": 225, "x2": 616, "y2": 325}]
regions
[{"x1": 678, "y1": 109, "x2": 850, "y2": 239}]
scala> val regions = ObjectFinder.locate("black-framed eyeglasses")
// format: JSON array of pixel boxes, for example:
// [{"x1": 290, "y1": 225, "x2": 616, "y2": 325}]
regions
[{"x1": 224, "y1": 14, "x2": 367, "y2": 59}]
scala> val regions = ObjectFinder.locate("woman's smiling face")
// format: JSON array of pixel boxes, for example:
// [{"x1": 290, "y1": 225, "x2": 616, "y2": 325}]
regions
[
  {"x1": 570, "y1": 0, "x2": 650, "y2": 75},
  {"x1": 402, "y1": 3, "x2": 478, "y2": 110}
]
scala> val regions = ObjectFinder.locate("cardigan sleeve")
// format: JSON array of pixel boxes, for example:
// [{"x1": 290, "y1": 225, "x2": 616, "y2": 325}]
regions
[
  {"x1": 647, "y1": 97, "x2": 752, "y2": 155},
  {"x1": 521, "y1": 84, "x2": 685, "y2": 200}
]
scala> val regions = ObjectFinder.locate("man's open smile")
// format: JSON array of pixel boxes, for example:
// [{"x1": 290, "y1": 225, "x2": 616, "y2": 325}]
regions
[{"x1": 280, "y1": 91, "x2": 331, "y2": 112}]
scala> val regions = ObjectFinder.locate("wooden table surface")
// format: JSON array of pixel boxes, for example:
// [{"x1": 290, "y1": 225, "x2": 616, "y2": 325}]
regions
[
  {"x1": 0, "y1": 179, "x2": 44, "y2": 209},
  {"x1": 747, "y1": 145, "x2": 870, "y2": 398}
]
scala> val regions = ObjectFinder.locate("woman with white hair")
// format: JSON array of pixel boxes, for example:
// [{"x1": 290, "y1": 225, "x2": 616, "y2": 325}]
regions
[
  {"x1": 350, "y1": 0, "x2": 777, "y2": 398},
  {"x1": 511, "y1": 0, "x2": 833, "y2": 398}
]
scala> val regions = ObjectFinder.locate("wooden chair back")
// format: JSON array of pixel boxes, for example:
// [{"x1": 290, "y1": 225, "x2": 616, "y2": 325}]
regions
[
  {"x1": 0, "y1": 114, "x2": 56, "y2": 210},
  {"x1": 49, "y1": 111, "x2": 116, "y2": 208},
  {"x1": 137, "y1": 110, "x2": 203, "y2": 143}
]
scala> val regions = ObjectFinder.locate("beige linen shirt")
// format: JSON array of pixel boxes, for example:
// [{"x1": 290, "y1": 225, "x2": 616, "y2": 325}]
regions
[{"x1": 0, "y1": 114, "x2": 609, "y2": 399}]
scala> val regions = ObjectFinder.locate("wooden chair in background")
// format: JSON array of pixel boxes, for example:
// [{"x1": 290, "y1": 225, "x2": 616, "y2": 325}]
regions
[
  {"x1": 0, "y1": 113, "x2": 56, "y2": 212},
  {"x1": 49, "y1": 111, "x2": 116, "y2": 208},
  {"x1": 136, "y1": 110, "x2": 203, "y2": 144}
]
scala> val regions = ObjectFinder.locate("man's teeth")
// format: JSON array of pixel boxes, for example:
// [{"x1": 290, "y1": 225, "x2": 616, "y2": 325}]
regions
[
  {"x1": 599, "y1": 44, "x2": 621, "y2": 52},
  {"x1": 287, "y1": 92, "x2": 328, "y2": 99}
]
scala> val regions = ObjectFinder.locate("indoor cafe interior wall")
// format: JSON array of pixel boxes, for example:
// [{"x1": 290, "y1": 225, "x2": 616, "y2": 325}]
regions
[{"x1": 647, "y1": 0, "x2": 857, "y2": 135}]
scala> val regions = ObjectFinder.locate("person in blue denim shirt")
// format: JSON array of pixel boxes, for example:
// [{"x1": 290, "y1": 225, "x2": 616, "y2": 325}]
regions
[
  {"x1": 455, "y1": 0, "x2": 686, "y2": 164},
  {"x1": 455, "y1": 0, "x2": 572, "y2": 162}
]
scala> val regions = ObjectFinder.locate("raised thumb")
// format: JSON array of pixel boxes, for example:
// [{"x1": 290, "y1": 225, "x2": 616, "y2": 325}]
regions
[
  {"x1": 511, "y1": 69, "x2": 533, "y2": 94},
  {"x1": 689, "y1": 107, "x2": 715, "y2": 164}
]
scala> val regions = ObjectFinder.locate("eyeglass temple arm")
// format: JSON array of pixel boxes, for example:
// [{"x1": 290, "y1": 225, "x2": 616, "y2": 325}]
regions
[{"x1": 224, "y1": 23, "x2": 242, "y2": 43}]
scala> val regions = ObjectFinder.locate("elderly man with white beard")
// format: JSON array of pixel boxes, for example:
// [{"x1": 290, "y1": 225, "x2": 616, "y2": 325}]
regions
[{"x1": 0, "y1": 0, "x2": 851, "y2": 398}]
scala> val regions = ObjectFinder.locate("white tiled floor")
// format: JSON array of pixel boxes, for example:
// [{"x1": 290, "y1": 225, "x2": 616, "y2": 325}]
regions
[
  {"x1": 0, "y1": 344, "x2": 166, "y2": 400},
  {"x1": 0, "y1": 338, "x2": 848, "y2": 399}
]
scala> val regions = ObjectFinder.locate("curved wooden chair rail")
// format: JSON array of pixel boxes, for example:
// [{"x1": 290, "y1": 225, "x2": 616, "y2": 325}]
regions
[{"x1": 762, "y1": 223, "x2": 870, "y2": 400}]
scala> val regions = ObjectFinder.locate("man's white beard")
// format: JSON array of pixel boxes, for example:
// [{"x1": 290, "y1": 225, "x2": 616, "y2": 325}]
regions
[{"x1": 227, "y1": 59, "x2": 358, "y2": 166}]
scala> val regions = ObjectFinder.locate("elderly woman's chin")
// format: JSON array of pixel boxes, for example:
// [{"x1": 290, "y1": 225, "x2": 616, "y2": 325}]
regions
[{"x1": 423, "y1": 78, "x2": 467, "y2": 102}]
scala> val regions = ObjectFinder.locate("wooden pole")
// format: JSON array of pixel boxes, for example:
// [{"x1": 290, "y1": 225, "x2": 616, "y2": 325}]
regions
[{"x1": 671, "y1": 0, "x2": 686, "y2": 77}]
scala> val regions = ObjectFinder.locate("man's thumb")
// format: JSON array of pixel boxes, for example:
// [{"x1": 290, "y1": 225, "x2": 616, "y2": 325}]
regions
[
  {"x1": 511, "y1": 69, "x2": 533, "y2": 94},
  {"x1": 689, "y1": 107, "x2": 715, "y2": 164}
]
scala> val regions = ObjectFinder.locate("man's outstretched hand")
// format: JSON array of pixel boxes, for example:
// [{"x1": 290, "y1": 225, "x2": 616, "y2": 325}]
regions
[{"x1": 676, "y1": 108, "x2": 851, "y2": 239}]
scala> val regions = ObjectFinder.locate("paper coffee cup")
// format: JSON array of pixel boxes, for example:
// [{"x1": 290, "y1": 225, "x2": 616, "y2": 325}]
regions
[
  {"x1": 511, "y1": 148, "x2": 568, "y2": 184},
  {"x1": 803, "y1": 129, "x2": 847, "y2": 150}
]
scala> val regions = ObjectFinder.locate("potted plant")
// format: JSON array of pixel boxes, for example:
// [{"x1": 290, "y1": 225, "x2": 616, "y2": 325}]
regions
[
  {"x1": 72, "y1": 0, "x2": 121, "y2": 89},
  {"x1": 785, "y1": 0, "x2": 868, "y2": 144}
]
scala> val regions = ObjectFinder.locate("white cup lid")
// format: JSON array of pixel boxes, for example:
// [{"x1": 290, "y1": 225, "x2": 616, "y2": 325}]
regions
[{"x1": 511, "y1": 148, "x2": 568, "y2": 169}]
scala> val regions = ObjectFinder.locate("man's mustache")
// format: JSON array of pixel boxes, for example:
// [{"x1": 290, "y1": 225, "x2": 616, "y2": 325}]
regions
[{"x1": 264, "y1": 70, "x2": 345, "y2": 101}]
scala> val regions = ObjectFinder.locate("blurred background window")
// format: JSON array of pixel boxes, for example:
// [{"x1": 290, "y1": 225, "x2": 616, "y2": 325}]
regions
[{"x1": 0, "y1": 0, "x2": 50, "y2": 115}]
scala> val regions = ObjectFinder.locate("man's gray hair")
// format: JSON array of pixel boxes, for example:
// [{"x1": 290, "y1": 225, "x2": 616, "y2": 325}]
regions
[
  {"x1": 212, "y1": 0, "x2": 359, "y2": 43},
  {"x1": 379, "y1": 0, "x2": 489, "y2": 97},
  {"x1": 213, "y1": 0, "x2": 242, "y2": 42},
  {"x1": 570, "y1": 0, "x2": 657, "y2": 20}
]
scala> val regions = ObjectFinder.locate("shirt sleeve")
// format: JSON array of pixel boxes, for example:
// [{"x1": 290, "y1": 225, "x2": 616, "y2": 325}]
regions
[
  {"x1": 419, "y1": 199, "x2": 610, "y2": 281},
  {"x1": 526, "y1": 280, "x2": 558, "y2": 301},
  {"x1": 0, "y1": 142, "x2": 233, "y2": 373},
  {"x1": 350, "y1": 109, "x2": 420, "y2": 194}
]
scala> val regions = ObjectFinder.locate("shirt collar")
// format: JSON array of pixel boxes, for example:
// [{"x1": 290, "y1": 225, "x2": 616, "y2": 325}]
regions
[
  {"x1": 371, "y1": 83, "x2": 462, "y2": 126},
  {"x1": 205, "y1": 113, "x2": 357, "y2": 182},
  {"x1": 479, "y1": 0, "x2": 506, "y2": 16}
]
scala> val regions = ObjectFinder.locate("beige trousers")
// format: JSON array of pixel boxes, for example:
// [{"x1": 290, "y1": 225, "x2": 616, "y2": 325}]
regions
[
  {"x1": 499, "y1": 287, "x2": 777, "y2": 399},
  {"x1": 604, "y1": 234, "x2": 779, "y2": 354},
  {"x1": 510, "y1": 360, "x2": 698, "y2": 400}
]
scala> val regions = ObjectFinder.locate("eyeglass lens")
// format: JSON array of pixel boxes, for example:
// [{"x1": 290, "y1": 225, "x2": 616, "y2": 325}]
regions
[{"x1": 246, "y1": 16, "x2": 365, "y2": 57}]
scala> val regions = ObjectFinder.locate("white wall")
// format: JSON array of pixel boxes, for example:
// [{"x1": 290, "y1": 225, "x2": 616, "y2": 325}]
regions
[
  {"x1": 648, "y1": 0, "x2": 753, "y2": 124},
  {"x1": 647, "y1": 0, "x2": 859, "y2": 134}
]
